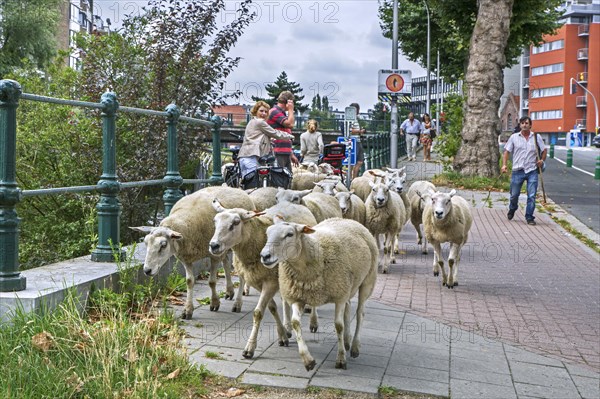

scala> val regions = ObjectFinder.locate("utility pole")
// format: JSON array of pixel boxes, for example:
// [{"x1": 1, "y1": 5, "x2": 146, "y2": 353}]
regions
[
  {"x1": 436, "y1": 50, "x2": 440, "y2": 131},
  {"x1": 390, "y1": 0, "x2": 399, "y2": 168},
  {"x1": 424, "y1": 0, "x2": 430, "y2": 116}
]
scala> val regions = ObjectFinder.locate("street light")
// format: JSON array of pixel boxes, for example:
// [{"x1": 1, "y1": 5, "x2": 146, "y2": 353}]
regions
[
  {"x1": 423, "y1": 0, "x2": 430, "y2": 115},
  {"x1": 570, "y1": 77, "x2": 599, "y2": 140},
  {"x1": 390, "y1": 0, "x2": 399, "y2": 168}
]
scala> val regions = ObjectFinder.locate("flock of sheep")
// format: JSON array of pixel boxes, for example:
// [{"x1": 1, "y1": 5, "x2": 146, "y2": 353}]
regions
[{"x1": 132, "y1": 162, "x2": 473, "y2": 371}]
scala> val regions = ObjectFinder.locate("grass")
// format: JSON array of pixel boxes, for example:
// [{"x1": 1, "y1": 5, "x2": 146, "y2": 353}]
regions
[
  {"x1": 432, "y1": 170, "x2": 510, "y2": 192},
  {"x1": 205, "y1": 351, "x2": 224, "y2": 360},
  {"x1": 550, "y1": 216, "x2": 600, "y2": 254}
]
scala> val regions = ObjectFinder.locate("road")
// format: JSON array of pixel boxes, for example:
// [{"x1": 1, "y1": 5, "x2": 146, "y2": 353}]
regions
[{"x1": 543, "y1": 145, "x2": 600, "y2": 233}]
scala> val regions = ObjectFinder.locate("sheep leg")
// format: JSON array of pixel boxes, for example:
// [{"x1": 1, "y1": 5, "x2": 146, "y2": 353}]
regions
[
  {"x1": 390, "y1": 233, "x2": 398, "y2": 265},
  {"x1": 232, "y1": 274, "x2": 245, "y2": 313},
  {"x1": 222, "y1": 251, "x2": 235, "y2": 300},
  {"x1": 447, "y1": 243, "x2": 461, "y2": 288},
  {"x1": 282, "y1": 298, "x2": 292, "y2": 338},
  {"x1": 243, "y1": 283, "x2": 251, "y2": 296},
  {"x1": 375, "y1": 235, "x2": 384, "y2": 273},
  {"x1": 242, "y1": 282, "x2": 279, "y2": 358},
  {"x1": 208, "y1": 258, "x2": 221, "y2": 311},
  {"x1": 333, "y1": 302, "x2": 347, "y2": 369},
  {"x1": 351, "y1": 282, "x2": 370, "y2": 358},
  {"x1": 291, "y1": 302, "x2": 316, "y2": 371},
  {"x1": 266, "y1": 298, "x2": 290, "y2": 347},
  {"x1": 182, "y1": 263, "x2": 195, "y2": 320},
  {"x1": 414, "y1": 221, "x2": 422, "y2": 245},
  {"x1": 432, "y1": 242, "x2": 448, "y2": 286},
  {"x1": 343, "y1": 301, "x2": 352, "y2": 351},
  {"x1": 418, "y1": 224, "x2": 428, "y2": 254},
  {"x1": 309, "y1": 306, "x2": 319, "y2": 333},
  {"x1": 382, "y1": 233, "x2": 393, "y2": 273}
]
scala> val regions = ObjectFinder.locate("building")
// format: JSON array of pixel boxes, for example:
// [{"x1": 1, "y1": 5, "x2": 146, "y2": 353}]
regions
[
  {"x1": 406, "y1": 75, "x2": 463, "y2": 117},
  {"x1": 520, "y1": 0, "x2": 599, "y2": 137},
  {"x1": 211, "y1": 105, "x2": 250, "y2": 126}
]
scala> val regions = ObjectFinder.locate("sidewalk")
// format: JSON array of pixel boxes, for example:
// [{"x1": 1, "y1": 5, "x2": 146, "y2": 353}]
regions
[{"x1": 174, "y1": 156, "x2": 599, "y2": 398}]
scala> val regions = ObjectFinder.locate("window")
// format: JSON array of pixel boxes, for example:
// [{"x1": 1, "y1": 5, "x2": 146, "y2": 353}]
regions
[
  {"x1": 70, "y1": 4, "x2": 80, "y2": 22},
  {"x1": 532, "y1": 40, "x2": 564, "y2": 54},
  {"x1": 508, "y1": 113, "x2": 513, "y2": 130},
  {"x1": 531, "y1": 110, "x2": 562, "y2": 120},
  {"x1": 530, "y1": 86, "x2": 563, "y2": 98},
  {"x1": 531, "y1": 63, "x2": 564, "y2": 76}
]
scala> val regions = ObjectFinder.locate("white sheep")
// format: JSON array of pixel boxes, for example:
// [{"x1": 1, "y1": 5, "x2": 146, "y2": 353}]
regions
[
  {"x1": 275, "y1": 187, "x2": 342, "y2": 223},
  {"x1": 246, "y1": 186, "x2": 278, "y2": 212},
  {"x1": 209, "y1": 199, "x2": 318, "y2": 359},
  {"x1": 334, "y1": 190, "x2": 366, "y2": 225},
  {"x1": 130, "y1": 186, "x2": 254, "y2": 319},
  {"x1": 364, "y1": 180, "x2": 407, "y2": 273},
  {"x1": 312, "y1": 176, "x2": 348, "y2": 195},
  {"x1": 349, "y1": 176, "x2": 374, "y2": 202},
  {"x1": 407, "y1": 180, "x2": 436, "y2": 254},
  {"x1": 260, "y1": 217, "x2": 378, "y2": 371},
  {"x1": 423, "y1": 189, "x2": 473, "y2": 288}
]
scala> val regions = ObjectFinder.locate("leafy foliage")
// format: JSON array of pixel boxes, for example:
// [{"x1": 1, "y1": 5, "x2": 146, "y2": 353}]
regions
[
  {"x1": 0, "y1": 0, "x2": 62, "y2": 78},
  {"x1": 431, "y1": 94, "x2": 464, "y2": 165},
  {"x1": 378, "y1": 0, "x2": 562, "y2": 80},
  {"x1": 251, "y1": 71, "x2": 308, "y2": 113}
]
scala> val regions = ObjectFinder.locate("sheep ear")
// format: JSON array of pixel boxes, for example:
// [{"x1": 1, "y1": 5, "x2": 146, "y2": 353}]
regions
[
  {"x1": 300, "y1": 189, "x2": 312, "y2": 198},
  {"x1": 129, "y1": 226, "x2": 154, "y2": 234},
  {"x1": 242, "y1": 211, "x2": 264, "y2": 221},
  {"x1": 349, "y1": 189, "x2": 355, "y2": 195},
  {"x1": 170, "y1": 231, "x2": 183, "y2": 240},
  {"x1": 449, "y1": 189, "x2": 456, "y2": 197},
  {"x1": 301, "y1": 225, "x2": 316, "y2": 234},
  {"x1": 212, "y1": 198, "x2": 226, "y2": 213},
  {"x1": 273, "y1": 214, "x2": 286, "y2": 224}
]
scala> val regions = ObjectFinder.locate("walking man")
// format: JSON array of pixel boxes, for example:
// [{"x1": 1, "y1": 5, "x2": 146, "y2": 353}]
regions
[
  {"x1": 400, "y1": 112, "x2": 421, "y2": 161},
  {"x1": 501, "y1": 116, "x2": 547, "y2": 225}
]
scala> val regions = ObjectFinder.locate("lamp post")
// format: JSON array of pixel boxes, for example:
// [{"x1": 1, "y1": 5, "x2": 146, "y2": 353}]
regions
[
  {"x1": 424, "y1": 0, "x2": 430, "y2": 115},
  {"x1": 390, "y1": 0, "x2": 399, "y2": 168},
  {"x1": 570, "y1": 77, "x2": 599, "y2": 145}
]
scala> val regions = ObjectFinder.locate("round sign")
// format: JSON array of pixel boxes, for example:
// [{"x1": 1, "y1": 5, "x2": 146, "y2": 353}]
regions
[{"x1": 385, "y1": 74, "x2": 404, "y2": 93}]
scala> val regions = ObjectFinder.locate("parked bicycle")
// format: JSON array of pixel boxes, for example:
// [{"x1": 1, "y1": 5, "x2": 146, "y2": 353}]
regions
[
  {"x1": 242, "y1": 155, "x2": 292, "y2": 189},
  {"x1": 223, "y1": 147, "x2": 241, "y2": 188}
]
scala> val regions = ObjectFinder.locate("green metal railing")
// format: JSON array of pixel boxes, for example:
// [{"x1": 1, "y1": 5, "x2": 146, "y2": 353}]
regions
[
  {"x1": 362, "y1": 131, "x2": 407, "y2": 170},
  {"x1": 0, "y1": 79, "x2": 224, "y2": 292}
]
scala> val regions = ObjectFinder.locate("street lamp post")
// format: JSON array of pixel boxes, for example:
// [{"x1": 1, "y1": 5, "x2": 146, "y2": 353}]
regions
[
  {"x1": 570, "y1": 77, "x2": 599, "y2": 143},
  {"x1": 424, "y1": 0, "x2": 430, "y2": 116},
  {"x1": 390, "y1": 0, "x2": 399, "y2": 168}
]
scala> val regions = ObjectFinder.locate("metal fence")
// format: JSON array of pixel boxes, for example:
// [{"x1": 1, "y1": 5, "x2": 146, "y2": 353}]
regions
[{"x1": 0, "y1": 79, "x2": 224, "y2": 292}]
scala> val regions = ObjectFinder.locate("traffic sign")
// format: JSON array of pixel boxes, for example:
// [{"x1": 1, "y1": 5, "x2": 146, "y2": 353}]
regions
[
  {"x1": 337, "y1": 136, "x2": 357, "y2": 166},
  {"x1": 378, "y1": 69, "x2": 412, "y2": 95},
  {"x1": 344, "y1": 106, "x2": 357, "y2": 121}
]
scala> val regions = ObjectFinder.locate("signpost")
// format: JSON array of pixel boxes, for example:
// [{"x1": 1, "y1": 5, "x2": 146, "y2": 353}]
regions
[{"x1": 343, "y1": 106, "x2": 357, "y2": 188}]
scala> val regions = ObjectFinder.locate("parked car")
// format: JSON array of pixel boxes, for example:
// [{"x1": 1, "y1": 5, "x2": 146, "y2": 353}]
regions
[{"x1": 592, "y1": 134, "x2": 600, "y2": 148}]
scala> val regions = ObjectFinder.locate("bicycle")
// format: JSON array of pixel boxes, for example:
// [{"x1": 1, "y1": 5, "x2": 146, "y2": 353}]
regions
[{"x1": 223, "y1": 147, "x2": 241, "y2": 188}]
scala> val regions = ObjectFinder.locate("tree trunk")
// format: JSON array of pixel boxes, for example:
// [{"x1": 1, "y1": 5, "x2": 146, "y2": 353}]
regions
[{"x1": 453, "y1": 0, "x2": 514, "y2": 177}]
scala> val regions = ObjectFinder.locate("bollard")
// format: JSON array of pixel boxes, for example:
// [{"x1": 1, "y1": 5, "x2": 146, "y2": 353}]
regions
[
  {"x1": 595, "y1": 156, "x2": 600, "y2": 180},
  {"x1": 549, "y1": 143, "x2": 554, "y2": 159},
  {"x1": 566, "y1": 148, "x2": 573, "y2": 167}
]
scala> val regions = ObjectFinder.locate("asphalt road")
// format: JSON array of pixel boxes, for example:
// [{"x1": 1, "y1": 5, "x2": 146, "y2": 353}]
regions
[{"x1": 543, "y1": 145, "x2": 600, "y2": 233}]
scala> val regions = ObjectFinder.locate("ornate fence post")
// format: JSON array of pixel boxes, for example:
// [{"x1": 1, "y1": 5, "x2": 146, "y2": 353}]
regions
[
  {"x1": 91, "y1": 92, "x2": 125, "y2": 262},
  {"x1": 163, "y1": 104, "x2": 183, "y2": 216},
  {"x1": 209, "y1": 115, "x2": 223, "y2": 185},
  {"x1": 0, "y1": 80, "x2": 26, "y2": 291}
]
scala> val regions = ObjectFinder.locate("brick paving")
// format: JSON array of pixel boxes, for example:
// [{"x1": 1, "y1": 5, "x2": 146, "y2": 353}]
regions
[{"x1": 372, "y1": 205, "x2": 600, "y2": 372}]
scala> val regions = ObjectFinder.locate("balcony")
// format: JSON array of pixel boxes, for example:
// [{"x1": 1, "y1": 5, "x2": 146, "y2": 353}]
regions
[
  {"x1": 523, "y1": 78, "x2": 529, "y2": 88},
  {"x1": 522, "y1": 99, "x2": 529, "y2": 109},
  {"x1": 523, "y1": 56, "x2": 530, "y2": 66},
  {"x1": 578, "y1": 24, "x2": 590, "y2": 36},
  {"x1": 576, "y1": 119, "x2": 587, "y2": 128},
  {"x1": 577, "y1": 48, "x2": 588, "y2": 60},
  {"x1": 577, "y1": 72, "x2": 588, "y2": 84},
  {"x1": 576, "y1": 96, "x2": 587, "y2": 107}
]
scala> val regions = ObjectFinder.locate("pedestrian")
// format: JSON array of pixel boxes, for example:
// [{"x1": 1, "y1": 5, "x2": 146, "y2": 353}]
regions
[
  {"x1": 349, "y1": 102, "x2": 366, "y2": 179},
  {"x1": 400, "y1": 112, "x2": 422, "y2": 161},
  {"x1": 267, "y1": 91, "x2": 300, "y2": 171},
  {"x1": 237, "y1": 101, "x2": 295, "y2": 188},
  {"x1": 501, "y1": 116, "x2": 547, "y2": 226},
  {"x1": 420, "y1": 113, "x2": 435, "y2": 161},
  {"x1": 300, "y1": 119, "x2": 324, "y2": 164}
]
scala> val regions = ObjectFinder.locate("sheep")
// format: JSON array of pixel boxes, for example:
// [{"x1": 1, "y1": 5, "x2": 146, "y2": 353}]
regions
[
  {"x1": 334, "y1": 190, "x2": 366, "y2": 225},
  {"x1": 246, "y1": 186, "x2": 278, "y2": 212},
  {"x1": 422, "y1": 189, "x2": 473, "y2": 288},
  {"x1": 275, "y1": 187, "x2": 342, "y2": 223},
  {"x1": 209, "y1": 199, "x2": 318, "y2": 359},
  {"x1": 260, "y1": 217, "x2": 378, "y2": 371},
  {"x1": 349, "y1": 176, "x2": 374, "y2": 202},
  {"x1": 312, "y1": 176, "x2": 348, "y2": 195},
  {"x1": 130, "y1": 186, "x2": 254, "y2": 319},
  {"x1": 407, "y1": 180, "x2": 436, "y2": 254},
  {"x1": 364, "y1": 179, "x2": 407, "y2": 273}
]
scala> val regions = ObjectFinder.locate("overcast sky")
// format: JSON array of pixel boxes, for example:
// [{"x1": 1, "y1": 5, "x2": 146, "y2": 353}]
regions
[{"x1": 95, "y1": 0, "x2": 425, "y2": 112}]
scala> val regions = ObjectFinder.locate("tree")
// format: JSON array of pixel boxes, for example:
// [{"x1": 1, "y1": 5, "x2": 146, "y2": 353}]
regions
[
  {"x1": 322, "y1": 96, "x2": 329, "y2": 112},
  {"x1": 251, "y1": 71, "x2": 308, "y2": 113},
  {"x1": 0, "y1": 0, "x2": 63, "y2": 78},
  {"x1": 378, "y1": 0, "x2": 561, "y2": 81}
]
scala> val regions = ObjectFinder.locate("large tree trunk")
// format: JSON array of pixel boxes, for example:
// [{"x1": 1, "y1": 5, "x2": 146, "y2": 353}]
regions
[{"x1": 453, "y1": 0, "x2": 514, "y2": 177}]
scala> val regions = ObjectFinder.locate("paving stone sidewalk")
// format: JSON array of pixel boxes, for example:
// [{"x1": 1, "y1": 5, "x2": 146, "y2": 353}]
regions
[{"x1": 171, "y1": 158, "x2": 599, "y2": 398}]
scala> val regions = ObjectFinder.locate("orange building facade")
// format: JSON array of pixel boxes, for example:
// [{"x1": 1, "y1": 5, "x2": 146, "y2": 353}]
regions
[{"x1": 522, "y1": 1, "x2": 599, "y2": 135}]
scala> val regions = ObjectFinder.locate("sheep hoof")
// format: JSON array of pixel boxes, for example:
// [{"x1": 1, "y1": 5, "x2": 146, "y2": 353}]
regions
[
  {"x1": 242, "y1": 350, "x2": 254, "y2": 359},
  {"x1": 279, "y1": 338, "x2": 289, "y2": 347},
  {"x1": 224, "y1": 291, "x2": 234, "y2": 300},
  {"x1": 335, "y1": 360, "x2": 347, "y2": 370},
  {"x1": 433, "y1": 271, "x2": 439, "y2": 277},
  {"x1": 243, "y1": 289, "x2": 250, "y2": 296},
  {"x1": 209, "y1": 303, "x2": 220, "y2": 312},
  {"x1": 305, "y1": 360, "x2": 317, "y2": 371},
  {"x1": 304, "y1": 305, "x2": 312, "y2": 314},
  {"x1": 417, "y1": 239, "x2": 422, "y2": 245},
  {"x1": 286, "y1": 331, "x2": 293, "y2": 339},
  {"x1": 181, "y1": 310, "x2": 193, "y2": 320},
  {"x1": 454, "y1": 282, "x2": 458, "y2": 286},
  {"x1": 422, "y1": 250, "x2": 428, "y2": 254},
  {"x1": 310, "y1": 324, "x2": 318, "y2": 333},
  {"x1": 350, "y1": 349, "x2": 359, "y2": 358},
  {"x1": 231, "y1": 304, "x2": 242, "y2": 313}
]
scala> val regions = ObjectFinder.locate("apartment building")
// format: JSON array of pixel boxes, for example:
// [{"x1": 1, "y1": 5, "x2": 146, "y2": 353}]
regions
[{"x1": 520, "y1": 0, "x2": 599, "y2": 135}]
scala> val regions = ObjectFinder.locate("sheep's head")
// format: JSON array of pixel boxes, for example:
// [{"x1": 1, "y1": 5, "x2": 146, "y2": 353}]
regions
[
  {"x1": 335, "y1": 190, "x2": 354, "y2": 214},
  {"x1": 430, "y1": 189, "x2": 456, "y2": 220},
  {"x1": 209, "y1": 200, "x2": 264, "y2": 255},
  {"x1": 275, "y1": 187, "x2": 311, "y2": 204},
  {"x1": 369, "y1": 180, "x2": 390, "y2": 208},
  {"x1": 260, "y1": 217, "x2": 314, "y2": 268},
  {"x1": 385, "y1": 172, "x2": 406, "y2": 194},
  {"x1": 130, "y1": 226, "x2": 182, "y2": 276},
  {"x1": 313, "y1": 180, "x2": 337, "y2": 196}
]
